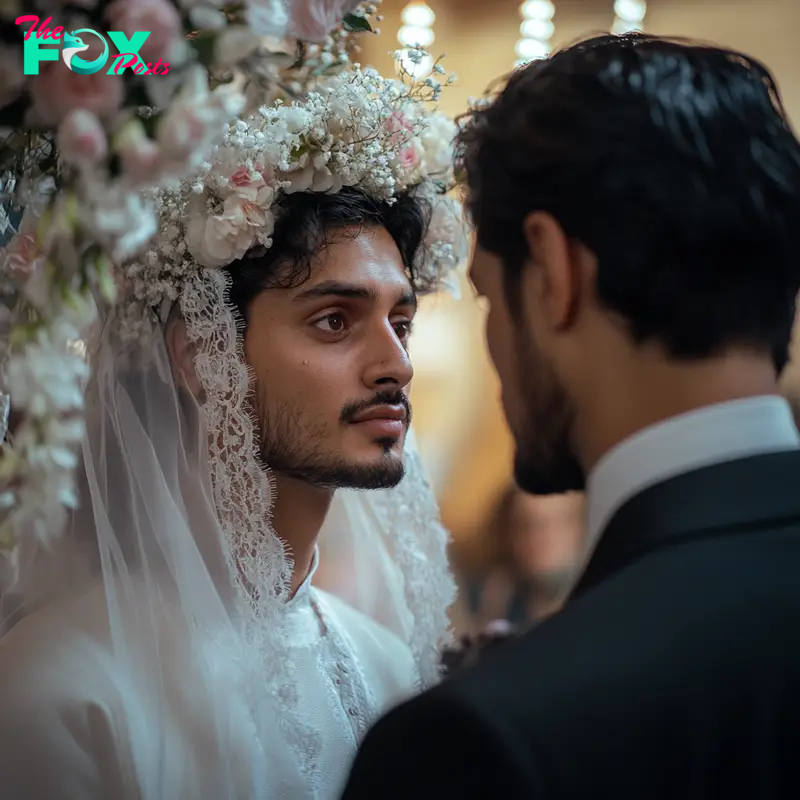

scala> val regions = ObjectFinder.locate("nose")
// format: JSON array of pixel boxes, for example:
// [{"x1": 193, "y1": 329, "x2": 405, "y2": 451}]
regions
[{"x1": 362, "y1": 321, "x2": 414, "y2": 390}]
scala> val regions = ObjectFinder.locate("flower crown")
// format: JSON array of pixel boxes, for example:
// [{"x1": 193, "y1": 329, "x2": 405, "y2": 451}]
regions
[{"x1": 121, "y1": 61, "x2": 470, "y2": 327}]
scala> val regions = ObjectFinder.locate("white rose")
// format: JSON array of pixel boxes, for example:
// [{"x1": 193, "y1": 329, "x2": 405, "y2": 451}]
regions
[
  {"x1": 282, "y1": 163, "x2": 314, "y2": 193},
  {"x1": 282, "y1": 162, "x2": 342, "y2": 194},
  {"x1": 229, "y1": 169, "x2": 275, "y2": 207},
  {"x1": 185, "y1": 196, "x2": 255, "y2": 268}
]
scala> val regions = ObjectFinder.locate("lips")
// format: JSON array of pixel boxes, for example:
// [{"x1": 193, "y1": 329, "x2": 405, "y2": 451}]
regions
[{"x1": 350, "y1": 404, "x2": 408, "y2": 424}]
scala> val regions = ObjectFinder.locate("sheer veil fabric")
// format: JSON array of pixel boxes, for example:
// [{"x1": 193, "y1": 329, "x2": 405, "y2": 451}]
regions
[{"x1": 0, "y1": 267, "x2": 456, "y2": 797}]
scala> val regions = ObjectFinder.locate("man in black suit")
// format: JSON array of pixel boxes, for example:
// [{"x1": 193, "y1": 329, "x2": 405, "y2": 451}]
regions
[{"x1": 341, "y1": 32, "x2": 800, "y2": 799}]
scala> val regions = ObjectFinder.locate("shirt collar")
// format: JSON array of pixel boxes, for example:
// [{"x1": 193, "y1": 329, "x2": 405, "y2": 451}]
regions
[
  {"x1": 285, "y1": 546, "x2": 320, "y2": 609},
  {"x1": 583, "y1": 395, "x2": 800, "y2": 567}
]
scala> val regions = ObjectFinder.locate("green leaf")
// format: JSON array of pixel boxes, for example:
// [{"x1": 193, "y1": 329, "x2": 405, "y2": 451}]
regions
[{"x1": 342, "y1": 13, "x2": 373, "y2": 33}]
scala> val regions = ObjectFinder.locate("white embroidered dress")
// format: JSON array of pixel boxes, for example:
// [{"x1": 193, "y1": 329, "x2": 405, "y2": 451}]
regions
[{"x1": 0, "y1": 548, "x2": 419, "y2": 799}]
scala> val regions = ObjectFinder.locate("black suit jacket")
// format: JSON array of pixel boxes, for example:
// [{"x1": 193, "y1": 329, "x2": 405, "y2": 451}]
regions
[{"x1": 341, "y1": 451, "x2": 800, "y2": 799}]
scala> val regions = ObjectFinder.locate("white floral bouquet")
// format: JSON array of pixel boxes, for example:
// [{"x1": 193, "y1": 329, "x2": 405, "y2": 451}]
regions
[{"x1": 0, "y1": 0, "x2": 390, "y2": 578}]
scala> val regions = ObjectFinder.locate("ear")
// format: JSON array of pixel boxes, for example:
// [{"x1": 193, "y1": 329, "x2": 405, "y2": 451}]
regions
[
  {"x1": 165, "y1": 315, "x2": 204, "y2": 399},
  {"x1": 521, "y1": 211, "x2": 582, "y2": 332}
]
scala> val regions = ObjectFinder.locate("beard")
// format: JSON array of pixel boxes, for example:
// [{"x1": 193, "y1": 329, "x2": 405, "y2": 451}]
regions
[
  {"x1": 511, "y1": 326, "x2": 586, "y2": 496},
  {"x1": 254, "y1": 390, "x2": 406, "y2": 490}
]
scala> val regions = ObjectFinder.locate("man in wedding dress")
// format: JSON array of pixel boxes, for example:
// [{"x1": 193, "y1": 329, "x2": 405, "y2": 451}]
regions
[
  {"x1": 342, "y1": 33, "x2": 800, "y2": 798},
  {"x1": 0, "y1": 67, "x2": 464, "y2": 798}
]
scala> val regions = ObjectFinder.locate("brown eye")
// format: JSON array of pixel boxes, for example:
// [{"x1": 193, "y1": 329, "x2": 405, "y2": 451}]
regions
[
  {"x1": 314, "y1": 313, "x2": 347, "y2": 333},
  {"x1": 393, "y1": 320, "x2": 413, "y2": 343}
]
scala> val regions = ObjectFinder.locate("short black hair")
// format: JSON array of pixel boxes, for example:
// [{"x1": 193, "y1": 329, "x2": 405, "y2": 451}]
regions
[
  {"x1": 456, "y1": 33, "x2": 800, "y2": 372},
  {"x1": 224, "y1": 187, "x2": 432, "y2": 322}
]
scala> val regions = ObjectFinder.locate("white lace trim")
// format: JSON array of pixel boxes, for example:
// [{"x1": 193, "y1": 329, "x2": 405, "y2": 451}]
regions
[
  {"x1": 375, "y1": 443, "x2": 456, "y2": 687},
  {"x1": 180, "y1": 269, "x2": 320, "y2": 775},
  {"x1": 179, "y1": 270, "x2": 454, "y2": 778}
]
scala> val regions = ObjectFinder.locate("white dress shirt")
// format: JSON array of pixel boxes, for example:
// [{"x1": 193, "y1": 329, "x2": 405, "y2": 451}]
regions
[{"x1": 582, "y1": 395, "x2": 800, "y2": 572}]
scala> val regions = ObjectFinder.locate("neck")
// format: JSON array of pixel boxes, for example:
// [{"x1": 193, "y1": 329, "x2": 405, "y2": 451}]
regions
[
  {"x1": 270, "y1": 474, "x2": 333, "y2": 595},
  {"x1": 575, "y1": 348, "x2": 780, "y2": 473}
]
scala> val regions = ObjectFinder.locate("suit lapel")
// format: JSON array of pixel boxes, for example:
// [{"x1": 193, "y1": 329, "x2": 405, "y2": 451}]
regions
[{"x1": 571, "y1": 450, "x2": 800, "y2": 599}]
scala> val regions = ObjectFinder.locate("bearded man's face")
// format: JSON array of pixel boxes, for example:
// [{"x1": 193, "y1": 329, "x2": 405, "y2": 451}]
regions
[
  {"x1": 469, "y1": 245, "x2": 585, "y2": 495},
  {"x1": 244, "y1": 226, "x2": 416, "y2": 490}
]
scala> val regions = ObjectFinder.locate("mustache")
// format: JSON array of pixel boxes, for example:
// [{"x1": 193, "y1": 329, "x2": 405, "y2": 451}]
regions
[{"x1": 340, "y1": 390, "x2": 412, "y2": 425}]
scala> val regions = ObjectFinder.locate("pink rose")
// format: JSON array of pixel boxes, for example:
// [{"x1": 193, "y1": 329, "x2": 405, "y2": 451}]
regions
[
  {"x1": 386, "y1": 112, "x2": 413, "y2": 135},
  {"x1": 57, "y1": 109, "x2": 108, "y2": 168},
  {"x1": 288, "y1": 0, "x2": 362, "y2": 42},
  {"x1": 6, "y1": 235, "x2": 43, "y2": 284},
  {"x1": 230, "y1": 166, "x2": 255, "y2": 188},
  {"x1": 106, "y1": 0, "x2": 181, "y2": 64},
  {"x1": 30, "y1": 59, "x2": 123, "y2": 127},
  {"x1": 399, "y1": 144, "x2": 419, "y2": 170}
]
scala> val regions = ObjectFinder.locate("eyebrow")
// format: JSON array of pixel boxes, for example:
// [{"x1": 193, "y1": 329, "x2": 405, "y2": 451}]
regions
[{"x1": 292, "y1": 280, "x2": 417, "y2": 310}]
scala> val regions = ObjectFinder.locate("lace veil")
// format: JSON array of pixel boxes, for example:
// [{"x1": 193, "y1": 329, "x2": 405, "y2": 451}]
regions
[
  {"x1": 0, "y1": 264, "x2": 456, "y2": 795},
  {"x1": 0, "y1": 64, "x2": 466, "y2": 794}
]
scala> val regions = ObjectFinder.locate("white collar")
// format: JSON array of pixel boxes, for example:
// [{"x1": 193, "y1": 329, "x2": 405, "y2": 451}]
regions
[
  {"x1": 582, "y1": 395, "x2": 800, "y2": 568},
  {"x1": 286, "y1": 546, "x2": 320, "y2": 609}
]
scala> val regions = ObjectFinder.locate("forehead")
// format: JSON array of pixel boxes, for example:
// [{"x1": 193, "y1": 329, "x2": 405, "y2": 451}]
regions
[{"x1": 302, "y1": 225, "x2": 412, "y2": 293}]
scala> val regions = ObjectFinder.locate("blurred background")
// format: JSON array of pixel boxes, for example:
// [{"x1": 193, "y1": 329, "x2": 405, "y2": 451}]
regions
[{"x1": 351, "y1": 0, "x2": 800, "y2": 633}]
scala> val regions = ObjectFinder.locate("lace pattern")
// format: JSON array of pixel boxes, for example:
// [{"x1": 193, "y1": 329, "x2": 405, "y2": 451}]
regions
[
  {"x1": 374, "y1": 442, "x2": 457, "y2": 688},
  {"x1": 178, "y1": 270, "x2": 454, "y2": 781},
  {"x1": 180, "y1": 269, "x2": 323, "y2": 779},
  {"x1": 314, "y1": 592, "x2": 380, "y2": 743}
]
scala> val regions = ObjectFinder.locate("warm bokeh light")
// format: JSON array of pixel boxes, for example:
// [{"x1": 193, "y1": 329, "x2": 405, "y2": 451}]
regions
[
  {"x1": 516, "y1": 0, "x2": 556, "y2": 67},
  {"x1": 397, "y1": 2, "x2": 436, "y2": 77},
  {"x1": 612, "y1": 0, "x2": 647, "y2": 34}
]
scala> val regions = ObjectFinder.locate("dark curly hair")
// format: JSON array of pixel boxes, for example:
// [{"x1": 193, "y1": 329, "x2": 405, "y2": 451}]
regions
[
  {"x1": 224, "y1": 187, "x2": 432, "y2": 322},
  {"x1": 456, "y1": 33, "x2": 800, "y2": 372}
]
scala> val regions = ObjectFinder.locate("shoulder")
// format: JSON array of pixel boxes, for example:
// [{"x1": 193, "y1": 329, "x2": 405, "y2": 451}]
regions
[
  {"x1": 313, "y1": 588, "x2": 419, "y2": 704},
  {"x1": 343, "y1": 678, "x2": 541, "y2": 798},
  {"x1": 446, "y1": 540, "x2": 780, "y2": 731},
  {"x1": 0, "y1": 583, "x2": 134, "y2": 796},
  {"x1": 0, "y1": 580, "x2": 117, "y2": 699},
  {"x1": 343, "y1": 577, "x2": 671, "y2": 798}
]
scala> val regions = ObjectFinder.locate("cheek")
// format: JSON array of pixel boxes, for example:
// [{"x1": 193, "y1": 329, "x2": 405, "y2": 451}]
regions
[
  {"x1": 485, "y1": 306, "x2": 512, "y2": 381},
  {"x1": 486, "y1": 305, "x2": 523, "y2": 410},
  {"x1": 245, "y1": 331, "x2": 348, "y2": 416}
]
